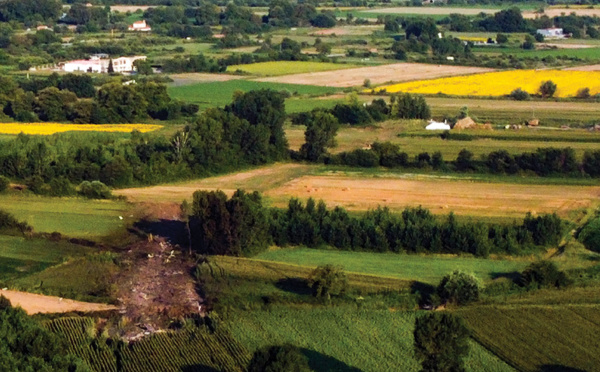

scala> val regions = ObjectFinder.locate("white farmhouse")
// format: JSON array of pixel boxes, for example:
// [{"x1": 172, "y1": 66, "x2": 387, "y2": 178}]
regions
[
  {"x1": 111, "y1": 56, "x2": 147, "y2": 73},
  {"x1": 128, "y1": 20, "x2": 152, "y2": 32},
  {"x1": 536, "y1": 28, "x2": 565, "y2": 39},
  {"x1": 62, "y1": 56, "x2": 147, "y2": 73}
]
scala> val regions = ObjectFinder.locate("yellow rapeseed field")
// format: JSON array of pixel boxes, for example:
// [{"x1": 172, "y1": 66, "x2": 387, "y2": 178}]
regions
[
  {"x1": 372, "y1": 70, "x2": 600, "y2": 98},
  {"x1": 0, "y1": 123, "x2": 162, "y2": 135}
]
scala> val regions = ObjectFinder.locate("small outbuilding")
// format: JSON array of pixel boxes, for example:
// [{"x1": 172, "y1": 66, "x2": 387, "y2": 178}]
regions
[{"x1": 426, "y1": 120, "x2": 451, "y2": 131}]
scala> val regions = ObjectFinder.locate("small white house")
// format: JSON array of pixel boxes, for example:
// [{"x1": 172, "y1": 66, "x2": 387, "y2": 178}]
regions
[
  {"x1": 63, "y1": 59, "x2": 108, "y2": 73},
  {"x1": 425, "y1": 120, "x2": 451, "y2": 131},
  {"x1": 536, "y1": 28, "x2": 565, "y2": 39},
  {"x1": 128, "y1": 20, "x2": 151, "y2": 32}
]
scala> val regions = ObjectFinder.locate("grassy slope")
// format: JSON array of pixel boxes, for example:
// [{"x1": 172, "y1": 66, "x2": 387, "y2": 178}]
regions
[
  {"x1": 0, "y1": 235, "x2": 92, "y2": 282},
  {"x1": 254, "y1": 248, "x2": 531, "y2": 285},
  {"x1": 168, "y1": 80, "x2": 339, "y2": 110},
  {"x1": 0, "y1": 195, "x2": 128, "y2": 239},
  {"x1": 227, "y1": 307, "x2": 514, "y2": 372}
]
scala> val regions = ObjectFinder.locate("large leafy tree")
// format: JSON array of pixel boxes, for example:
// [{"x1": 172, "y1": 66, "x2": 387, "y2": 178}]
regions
[
  {"x1": 436, "y1": 271, "x2": 481, "y2": 306},
  {"x1": 300, "y1": 111, "x2": 339, "y2": 161},
  {"x1": 414, "y1": 313, "x2": 470, "y2": 372}
]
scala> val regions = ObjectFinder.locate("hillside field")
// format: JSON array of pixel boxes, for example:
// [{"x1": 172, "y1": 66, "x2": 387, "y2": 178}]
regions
[
  {"x1": 459, "y1": 305, "x2": 600, "y2": 372},
  {"x1": 0, "y1": 195, "x2": 128, "y2": 239},
  {"x1": 227, "y1": 307, "x2": 514, "y2": 372},
  {"x1": 254, "y1": 248, "x2": 531, "y2": 285},
  {"x1": 167, "y1": 80, "x2": 339, "y2": 110}
]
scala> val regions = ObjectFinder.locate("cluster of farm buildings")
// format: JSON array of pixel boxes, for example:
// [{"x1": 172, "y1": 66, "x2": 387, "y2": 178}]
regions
[{"x1": 62, "y1": 55, "x2": 147, "y2": 74}]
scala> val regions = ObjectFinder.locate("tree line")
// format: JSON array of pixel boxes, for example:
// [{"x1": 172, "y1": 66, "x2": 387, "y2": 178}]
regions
[
  {"x1": 0, "y1": 75, "x2": 198, "y2": 123},
  {"x1": 325, "y1": 141, "x2": 600, "y2": 178},
  {"x1": 188, "y1": 190, "x2": 565, "y2": 258}
]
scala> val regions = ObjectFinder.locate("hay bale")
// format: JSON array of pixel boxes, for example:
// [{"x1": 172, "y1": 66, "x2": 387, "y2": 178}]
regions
[
  {"x1": 528, "y1": 119, "x2": 540, "y2": 126},
  {"x1": 453, "y1": 116, "x2": 477, "y2": 130},
  {"x1": 479, "y1": 123, "x2": 493, "y2": 130}
]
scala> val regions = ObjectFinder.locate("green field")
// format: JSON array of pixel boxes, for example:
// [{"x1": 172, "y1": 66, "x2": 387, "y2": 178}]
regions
[
  {"x1": 0, "y1": 195, "x2": 128, "y2": 239},
  {"x1": 255, "y1": 248, "x2": 532, "y2": 285},
  {"x1": 459, "y1": 305, "x2": 600, "y2": 372},
  {"x1": 227, "y1": 61, "x2": 357, "y2": 76},
  {"x1": 474, "y1": 46, "x2": 600, "y2": 60},
  {"x1": 168, "y1": 80, "x2": 339, "y2": 110},
  {"x1": 0, "y1": 235, "x2": 92, "y2": 282},
  {"x1": 228, "y1": 307, "x2": 514, "y2": 372}
]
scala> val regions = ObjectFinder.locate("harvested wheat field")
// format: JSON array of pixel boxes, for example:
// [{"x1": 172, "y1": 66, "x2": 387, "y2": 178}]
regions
[
  {"x1": 264, "y1": 175, "x2": 600, "y2": 218},
  {"x1": 255, "y1": 63, "x2": 494, "y2": 88},
  {"x1": 0, "y1": 289, "x2": 117, "y2": 314},
  {"x1": 363, "y1": 7, "x2": 498, "y2": 15},
  {"x1": 524, "y1": 8, "x2": 600, "y2": 18}
]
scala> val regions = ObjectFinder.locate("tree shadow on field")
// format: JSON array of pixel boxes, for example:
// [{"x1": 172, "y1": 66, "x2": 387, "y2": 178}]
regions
[
  {"x1": 134, "y1": 219, "x2": 188, "y2": 246},
  {"x1": 181, "y1": 365, "x2": 220, "y2": 372},
  {"x1": 490, "y1": 271, "x2": 522, "y2": 282},
  {"x1": 275, "y1": 277, "x2": 313, "y2": 296},
  {"x1": 301, "y1": 348, "x2": 363, "y2": 372},
  {"x1": 539, "y1": 365, "x2": 586, "y2": 372},
  {"x1": 410, "y1": 281, "x2": 436, "y2": 307}
]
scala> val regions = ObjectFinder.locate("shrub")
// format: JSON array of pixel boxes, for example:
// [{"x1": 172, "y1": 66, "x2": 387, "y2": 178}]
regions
[
  {"x1": 509, "y1": 88, "x2": 530, "y2": 101},
  {"x1": 248, "y1": 344, "x2": 312, "y2": 372},
  {"x1": 308, "y1": 264, "x2": 348, "y2": 299},
  {"x1": 78, "y1": 181, "x2": 112, "y2": 199},
  {"x1": 538, "y1": 80, "x2": 557, "y2": 98},
  {"x1": 496, "y1": 33, "x2": 508, "y2": 43},
  {"x1": 48, "y1": 177, "x2": 76, "y2": 197},
  {"x1": 455, "y1": 149, "x2": 476, "y2": 172},
  {"x1": 436, "y1": 270, "x2": 481, "y2": 306},
  {"x1": 0, "y1": 210, "x2": 32, "y2": 234},
  {"x1": 579, "y1": 216, "x2": 600, "y2": 253},
  {"x1": 0, "y1": 176, "x2": 9, "y2": 193},
  {"x1": 576, "y1": 87, "x2": 591, "y2": 99},
  {"x1": 520, "y1": 261, "x2": 569, "y2": 289}
]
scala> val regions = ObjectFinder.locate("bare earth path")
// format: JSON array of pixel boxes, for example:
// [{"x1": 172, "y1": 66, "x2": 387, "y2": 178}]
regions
[
  {"x1": 115, "y1": 163, "x2": 312, "y2": 203},
  {"x1": 255, "y1": 63, "x2": 494, "y2": 88},
  {"x1": 0, "y1": 289, "x2": 117, "y2": 314}
]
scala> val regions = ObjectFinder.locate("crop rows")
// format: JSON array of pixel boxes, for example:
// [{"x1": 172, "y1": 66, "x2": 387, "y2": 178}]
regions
[
  {"x1": 45, "y1": 317, "x2": 250, "y2": 372},
  {"x1": 459, "y1": 305, "x2": 600, "y2": 372},
  {"x1": 44, "y1": 317, "x2": 117, "y2": 372}
]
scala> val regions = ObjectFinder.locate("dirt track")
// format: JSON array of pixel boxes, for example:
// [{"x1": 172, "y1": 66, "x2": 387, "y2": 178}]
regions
[
  {"x1": 565, "y1": 64, "x2": 600, "y2": 71},
  {"x1": 524, "y1": 8, "x2": 600, "y2": 19},
  {"x1": 264, "y1": 175, "x2": 600, "y2": 218},
  {"x1": 255, "y1": 63, "x2": 494, "y2": 88},
  {"x1": 0, "y1": 289, "x2": 117, "y2": 314}
]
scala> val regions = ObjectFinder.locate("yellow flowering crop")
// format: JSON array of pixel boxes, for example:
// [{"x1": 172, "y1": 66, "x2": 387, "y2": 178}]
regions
[
  {"x1": 372, "y1": 70, "x2": 600, "y2": 98},
  {"x1": 0, "y1": 123, "x2": 163, "y2": 135}
]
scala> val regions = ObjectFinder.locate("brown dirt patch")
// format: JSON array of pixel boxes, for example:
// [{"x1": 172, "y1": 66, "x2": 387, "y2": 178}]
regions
[
  {"x1": 255, "y1": 63, "x2": 494, "y2": 88},
  {"x1": 116, "y1": 236, "x2": 201, "y2": 340},
  {"x1": 540, "y1": 43, "x2": 594, "y2": 49},
  {"x1": 264, "y1": 175, "x2": 600, "y2": 218},
  {"x1": 0, "y1": 289, "x2": 117, "y2": 315},
  {"x1": 114, "y1": 163, "x2": 311, "y2": 204}
]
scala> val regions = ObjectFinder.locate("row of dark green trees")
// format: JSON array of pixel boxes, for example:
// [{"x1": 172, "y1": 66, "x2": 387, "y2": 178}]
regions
[
  {"x1": 330, "y1": 142, "x2": 600, "y2": 178},
  {"x1": 189, "y1": 190, "x2": 564, "y2": 258}
]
